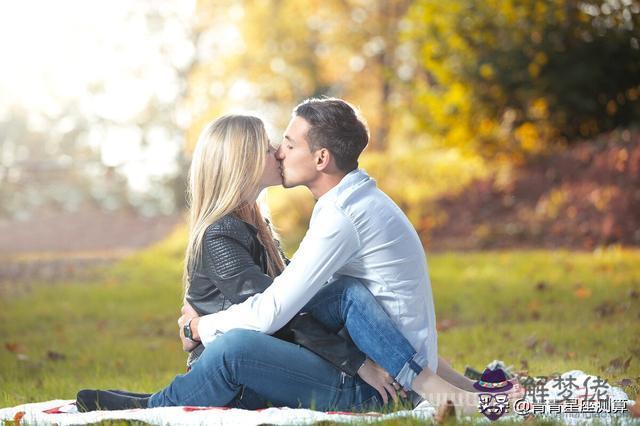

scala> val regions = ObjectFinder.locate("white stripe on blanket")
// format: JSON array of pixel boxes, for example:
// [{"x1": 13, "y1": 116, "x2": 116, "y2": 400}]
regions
[{"x1": 0, "y1": 371, "x2": 635, "y2": 425}]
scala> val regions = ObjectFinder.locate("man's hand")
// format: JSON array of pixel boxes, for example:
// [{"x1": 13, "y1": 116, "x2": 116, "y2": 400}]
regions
[
  {"x1": 178, "y1": 301, "x2": 201, "y2": 352},
  {"x1": 357, "y1": 358, "x2": 406, "y2": 405}
]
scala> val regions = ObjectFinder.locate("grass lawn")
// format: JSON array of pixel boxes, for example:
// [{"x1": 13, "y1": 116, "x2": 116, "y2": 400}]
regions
[{"x1": 1, "y1": 229, "x2": 639, "y2": 421}]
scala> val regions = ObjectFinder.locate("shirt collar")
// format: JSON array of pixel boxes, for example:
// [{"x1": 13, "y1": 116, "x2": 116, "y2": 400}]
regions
[{"x1": 316, "y1": 168, "x2": 369, "y2": 209}]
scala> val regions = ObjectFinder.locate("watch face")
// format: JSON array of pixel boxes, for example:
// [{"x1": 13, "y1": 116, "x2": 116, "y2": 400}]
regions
[{"x1": 184, "y1": 321, "x2": 192, "y2": 339}]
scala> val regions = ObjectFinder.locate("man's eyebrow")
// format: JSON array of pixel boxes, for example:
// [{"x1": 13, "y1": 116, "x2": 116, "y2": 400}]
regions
[{"x1": 284, "y1": 135, "x2": 296, "y2": 144}]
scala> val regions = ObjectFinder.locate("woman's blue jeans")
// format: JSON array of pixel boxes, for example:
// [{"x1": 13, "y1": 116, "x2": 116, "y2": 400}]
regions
[{"x1": 148, "y1": 276, "x2": 422, "y2": 409}]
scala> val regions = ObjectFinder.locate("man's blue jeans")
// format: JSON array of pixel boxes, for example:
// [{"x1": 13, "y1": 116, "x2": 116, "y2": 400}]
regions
[
  {"x1": 148, "y1": 277, "x2": 422, "y2": 409},
  {"x1": 302, "y1": 276, "x2": 423, "y2": 388}
]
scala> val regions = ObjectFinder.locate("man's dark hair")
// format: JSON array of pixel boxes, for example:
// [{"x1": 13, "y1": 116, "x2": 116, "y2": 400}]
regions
[{"x1": 293, "y1": 97, "x2": 369, "y2": 173}]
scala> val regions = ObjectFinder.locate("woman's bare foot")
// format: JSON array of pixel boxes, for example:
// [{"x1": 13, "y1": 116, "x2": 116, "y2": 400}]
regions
[
  {"x1": 411, "y1": 368, "x2": 481, "y2": 416},
  {"x1": 506, "y1": 379, "x2": 525, "y2": 400},
  {"x1": 469, "y1": 378, "x2": 525, "y2": 399}
]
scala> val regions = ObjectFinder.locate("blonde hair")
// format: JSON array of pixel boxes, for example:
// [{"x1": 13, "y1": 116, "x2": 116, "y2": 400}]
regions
[{"x1": 184, "y1": 115, "x2": 285, "y2": 291}]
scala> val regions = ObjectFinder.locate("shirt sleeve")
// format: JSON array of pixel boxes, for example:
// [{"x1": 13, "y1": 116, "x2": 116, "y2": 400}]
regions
[{"x1": 197, "y1": 206, "x2": 360, "y2": 345}]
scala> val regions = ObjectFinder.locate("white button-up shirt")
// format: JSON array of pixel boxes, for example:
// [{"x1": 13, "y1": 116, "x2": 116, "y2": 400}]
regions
[{"x1": 198, "y1": 168, "x2": 439, "y2": 373}]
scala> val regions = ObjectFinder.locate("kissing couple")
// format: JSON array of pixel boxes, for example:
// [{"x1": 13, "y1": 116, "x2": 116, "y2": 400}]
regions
[{"x1": 77, "y1": 97, "x2": 521, "y2": 415}]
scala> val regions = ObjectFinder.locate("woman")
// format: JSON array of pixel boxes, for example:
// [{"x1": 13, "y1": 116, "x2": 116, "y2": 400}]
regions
[{"x1": 77, "y1": 115, "x2": 493, "y2": 413}]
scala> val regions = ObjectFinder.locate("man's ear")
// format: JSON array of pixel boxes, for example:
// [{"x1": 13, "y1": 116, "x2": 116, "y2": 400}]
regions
[{"x1": 315, "y1": 148, "x2": 332, "y2": 171}]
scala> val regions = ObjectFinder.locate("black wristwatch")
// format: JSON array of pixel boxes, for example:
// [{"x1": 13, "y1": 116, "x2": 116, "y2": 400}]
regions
[{"x1": 183, "y1": 317, "x2": 196, "y2": 342}]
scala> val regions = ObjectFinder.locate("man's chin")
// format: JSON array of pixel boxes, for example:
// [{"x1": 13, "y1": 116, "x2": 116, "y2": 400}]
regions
[{"x1": 282, "y1": 179, "x2": 300, "y2": 189}]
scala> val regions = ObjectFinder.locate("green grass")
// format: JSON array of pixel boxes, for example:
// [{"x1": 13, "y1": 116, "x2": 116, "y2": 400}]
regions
[
  {"x1": 431, "y1": 249, "x2": 640, "y2": 389},
  {"x1": 1, "y1": 233, "x2": 639, "y2": 420}
]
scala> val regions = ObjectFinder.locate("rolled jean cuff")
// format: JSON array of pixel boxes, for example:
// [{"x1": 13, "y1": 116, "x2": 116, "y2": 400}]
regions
[
  {"x1": 147, "y1": 392, "x2": 161, "y2": 408},
  {"x1": 395, "y1": 351, "x2": 426, "y2": 390}
]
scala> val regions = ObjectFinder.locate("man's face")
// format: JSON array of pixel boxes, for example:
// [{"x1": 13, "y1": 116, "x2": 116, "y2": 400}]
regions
[{"x1": 276, "y1": 116, "x2": 319, "y2": 188}]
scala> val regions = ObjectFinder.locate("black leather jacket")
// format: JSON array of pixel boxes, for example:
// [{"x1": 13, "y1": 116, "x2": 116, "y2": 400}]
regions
[{"x1": 185, "y1": 214, "x2": 366, "y2": 376}]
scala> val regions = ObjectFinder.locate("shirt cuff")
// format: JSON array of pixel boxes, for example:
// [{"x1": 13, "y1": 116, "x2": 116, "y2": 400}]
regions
[{"x1": 197, "y1": 314, "x2": 222, "y2": 346}]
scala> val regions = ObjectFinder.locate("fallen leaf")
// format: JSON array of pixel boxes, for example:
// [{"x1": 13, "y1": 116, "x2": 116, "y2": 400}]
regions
[
  {"x1": 16, "y1": 354, "x2": 29, "y2": 362},
  {"x1": 437, "y1": 319, "x2": 457, "y2": 332},
  {"x1": 520, "y1": 359, "x2": 529, "y2": 370},
  {"x1": 435, "y1": 400, "x2": 456, "y2": 424},
  {"x1": 629, "y1": 395, "x2": 640, "y2": 418},
  {"x1": 5, "y1": 342, "x2": 26, "y2": 354},
  {"x1": 606, "y1": 356, "x2": 632, "y2": 374},
  {"x1": 527, "y1": 300, "x2": 541, "y2": 320},
  {"x1": 535, "y1": 281, "x2": 548, "y2": 291},
  {"x1": 574, "y1": 286, "x2": 592, "y2": 299},
  {"x1": 629, "y1": 289, "x2": 639, "y2": 300},
  {"x1": 14, "y1": 411, "x2": 25, "y2": 425},
  {"x1": 46, "y1": 350, "x2": 66, "y2": 361},
  {"x1": 594, "y1": 301, "x2": 616, "y2": 317}
]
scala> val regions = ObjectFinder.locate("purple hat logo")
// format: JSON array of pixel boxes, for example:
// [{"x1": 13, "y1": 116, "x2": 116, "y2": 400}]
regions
[
  {"x1": 474, "y1": 368, "x2": 513, "y2": 393},
  {"x1": 474, "y1": 368, "x2": 513, "y2": 421}
]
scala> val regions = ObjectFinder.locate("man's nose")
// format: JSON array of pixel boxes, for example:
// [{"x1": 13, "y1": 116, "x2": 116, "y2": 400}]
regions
[{"x1": 275, "y1": 145, "x2": 284, "y2": 160}]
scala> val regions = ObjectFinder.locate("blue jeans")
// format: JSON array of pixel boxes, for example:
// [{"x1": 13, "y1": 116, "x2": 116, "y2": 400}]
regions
[
  {"x1": 148, "y1": 329, "x2": 381, "y2": 410},
  {"x1": 301, "y1": 276, "x2": 423, "y2": 388},
  {"x1": 149, "y1": 277, "x2": 422, "y2": 409}
]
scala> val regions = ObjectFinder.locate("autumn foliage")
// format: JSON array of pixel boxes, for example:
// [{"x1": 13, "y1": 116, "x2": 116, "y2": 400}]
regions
[{"x1": 184, "y1": 0, "x2": 640, "y2": 249}]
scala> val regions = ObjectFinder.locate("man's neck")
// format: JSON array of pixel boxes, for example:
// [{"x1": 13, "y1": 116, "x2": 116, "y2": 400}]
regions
[{"x1": 308, "y1": 172, "x2": 347, "y2": 200}]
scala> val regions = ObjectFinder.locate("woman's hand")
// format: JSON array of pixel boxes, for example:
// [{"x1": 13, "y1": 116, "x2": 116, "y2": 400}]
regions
[
  {"x1": 357, "y1": 358, "x2": 406, "y2": 405},
  {"x1": 181, "y1": 300, "x2": 198, "y2": 318}
]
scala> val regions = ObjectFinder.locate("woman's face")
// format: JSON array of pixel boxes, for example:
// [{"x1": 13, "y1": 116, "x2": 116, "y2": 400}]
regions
[{"x1": 259, "y1": 143, "x2": 283, "y2": 189}]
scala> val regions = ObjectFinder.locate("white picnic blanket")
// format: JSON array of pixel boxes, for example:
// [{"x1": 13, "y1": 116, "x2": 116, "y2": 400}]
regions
[
  {"x1": 0, "y1": 400, "x2": 434, "y2": 426},
  {"x1": 0, "y1": 371, "x2": 635, "y2": 425}
]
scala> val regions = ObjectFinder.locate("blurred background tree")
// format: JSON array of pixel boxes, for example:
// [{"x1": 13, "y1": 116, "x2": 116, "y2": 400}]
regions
[
  {"x1": 182, "y1": 0, "x2": 639, "y2": 247},
  {"x1": 406, "y1": 0, "x2": 640, "y2": 158},
  {"x1": 0, "y1": 1, "x2": 195, "y2": 221}
]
